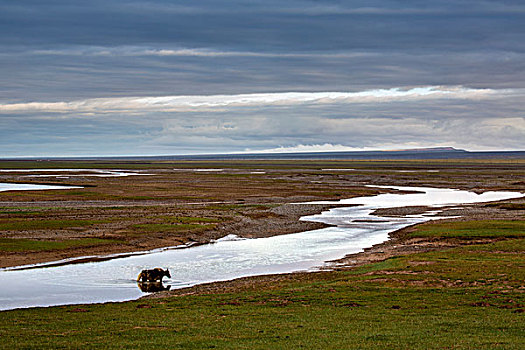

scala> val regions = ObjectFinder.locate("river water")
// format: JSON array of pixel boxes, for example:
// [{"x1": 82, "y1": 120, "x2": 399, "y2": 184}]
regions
[
  {"x1": 0, "y1": 183, "x2": 82, "y2": 192},
  {"x1": 0, "y1": 185, "x2": 522, "y2": 311},
  {"x1": 0, "y1": 169, "x2": 153, "y2": 178}
]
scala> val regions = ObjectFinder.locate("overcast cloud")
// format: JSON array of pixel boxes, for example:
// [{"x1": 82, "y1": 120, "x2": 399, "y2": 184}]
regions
[{"x1": 1, "y1": 0, "x2": 524, "y2": 156}]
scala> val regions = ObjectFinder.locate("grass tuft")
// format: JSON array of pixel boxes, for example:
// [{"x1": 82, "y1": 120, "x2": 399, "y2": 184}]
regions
[
  {"x1": 0, "y1": 238, "x2": 122, "y2": 252},
  {"x1": 407, "y1": 220, "x2": 525, "y2": 239}
]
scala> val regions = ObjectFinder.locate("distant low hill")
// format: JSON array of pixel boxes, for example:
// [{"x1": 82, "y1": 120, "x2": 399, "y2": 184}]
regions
[
  {"x1": 388, "y1": 147, "x2": 463, "y2": 152},
  {"x1": 162, "y1": 149, "x2": 524, "y2": 160},
  {"x1": 93, "y1": 147, "x2": 525, "y2": 161}
]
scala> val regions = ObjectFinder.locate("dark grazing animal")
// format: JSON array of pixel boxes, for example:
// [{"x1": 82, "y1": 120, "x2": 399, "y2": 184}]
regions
[{"x1": 137, "y1": 268, "x2": 171, "y2": 282}]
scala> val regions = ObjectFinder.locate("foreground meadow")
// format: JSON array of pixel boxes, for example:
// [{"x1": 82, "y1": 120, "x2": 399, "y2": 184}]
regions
[{"x1": 0, "y1": 220, "x2": 523, "y2": 349}]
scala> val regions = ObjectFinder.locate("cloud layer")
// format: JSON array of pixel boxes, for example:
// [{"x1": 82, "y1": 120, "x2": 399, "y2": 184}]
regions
[
  {"x1": 0, "y1": 86, "x2": 502, "y2": 114},
  {"x1": 2, "y1": 85, "x2": 523, "y2": 156},
  {"x1": 0, "y1": 1, "x2": 524, "y2": 156}
]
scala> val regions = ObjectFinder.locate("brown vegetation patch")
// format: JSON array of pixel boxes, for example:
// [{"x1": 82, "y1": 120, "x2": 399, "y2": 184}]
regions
[{"x1": 1, "y1": 159, "x2": 523, "y2": 270}]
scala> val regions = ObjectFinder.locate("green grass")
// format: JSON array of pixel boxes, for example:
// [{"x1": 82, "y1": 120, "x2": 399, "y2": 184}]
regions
[
  {"x1": 0, "y1": 190, "x2": 118, "y2": 201},
  {"x1": 485, "y1": 202, "x2": 525, "y2": 210},
  {"x1": 0, "y1": 238, "x2": 122, "y2": 252},
  {"x1": 0, "y1": 266, "x2": 522, "y2": 348},
  {"x1": 204, "y1": 204, "x2": 249, "y2": 210},
  {"x1": 0, "y1": 210, "x2": 48, "y2": 216},
  {"x1": 0, "y1": 207, "x2": 74, "y2": 216},
  {"x1": 204, "y1": 204, "x2": 277, "y2": 211},
  {"x1": 464, "y1": 237, "x2": 525, "y2": 252},
  {"x1": 347, "y1": 238, "x2": 525, "y2": 287},
  {"x1": 132, "y1": 223, "x2": 216, "y2": 234},
  {"x1": 0, "y1": 206, "x2": 62, "y2": 211},
  {"x1": 154, "y1": 216, "x2": 221, "y2": 224},
  {"x1": 0, "y1": 219, "x2": 109, "y2": 231},
  {"x1": 0, "y1": 219, "x2": 523, "y2": 348},
  {"x1": 407, "y1": 220, "x2": 525, "y2": 239},
  {"x1": 119, "y1": 195, "x2": 157, "y2": 200}
]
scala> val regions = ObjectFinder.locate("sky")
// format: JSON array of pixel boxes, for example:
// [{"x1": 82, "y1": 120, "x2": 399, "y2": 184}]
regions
[{"x1": 1, "y1": 0, "x2": 524, "y2": 157}]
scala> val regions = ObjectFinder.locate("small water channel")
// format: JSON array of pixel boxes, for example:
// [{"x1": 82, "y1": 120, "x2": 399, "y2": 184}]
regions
[
  {"x1": 0, "y1": 169, "x2": 153, "y2": 178},
  {"x1": 0, "y1": 183, "x2": 82, "y2": 192},
  {"x1": 0, "y1": 186, "x2": 522, "y2": 311}
]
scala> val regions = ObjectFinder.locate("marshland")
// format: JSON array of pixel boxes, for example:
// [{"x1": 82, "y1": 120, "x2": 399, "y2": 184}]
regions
[{"x1": 0, "y1": 158, "x2": 523, "y2": 348}]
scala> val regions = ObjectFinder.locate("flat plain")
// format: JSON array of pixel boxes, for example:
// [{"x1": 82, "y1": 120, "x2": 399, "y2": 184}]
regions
[{"x1": 0, "y1": 158, "x2": 523, "y2": 348}]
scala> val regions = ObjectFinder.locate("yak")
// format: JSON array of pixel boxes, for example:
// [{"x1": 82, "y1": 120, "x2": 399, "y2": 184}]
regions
[{"x1": 137, "y1": 268, "x2": 171, "y2": 283}]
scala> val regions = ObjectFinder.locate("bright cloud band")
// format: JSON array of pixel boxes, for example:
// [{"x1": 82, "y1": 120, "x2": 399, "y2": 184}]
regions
[{"x1": 0, "y1": 86, "x2": 507, "y2": 115}]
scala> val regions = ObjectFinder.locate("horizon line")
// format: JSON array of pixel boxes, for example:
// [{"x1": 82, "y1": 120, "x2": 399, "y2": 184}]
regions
[{"x1": 2, "y1": 147, "x2": 525, "y2": 160}]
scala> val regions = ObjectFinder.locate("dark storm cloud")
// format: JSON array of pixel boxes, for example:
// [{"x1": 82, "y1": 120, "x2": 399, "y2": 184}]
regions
[
  {"x1": 2, "y1": 1, "x2": 525, "y2": 51},
  {"x1": 1, "y1": 1, "x2": 524, "y2": 95},
  {"x1": 0, "y1": 0, "x2": 524, "y2": 155},
  {"x1": 2, "y1": 0, "x2": 525, "y2": 99}
]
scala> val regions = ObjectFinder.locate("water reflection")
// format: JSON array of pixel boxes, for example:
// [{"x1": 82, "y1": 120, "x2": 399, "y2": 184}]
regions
[{"x1": 137, "y1": 282, "x2": 171, "y2": 293}]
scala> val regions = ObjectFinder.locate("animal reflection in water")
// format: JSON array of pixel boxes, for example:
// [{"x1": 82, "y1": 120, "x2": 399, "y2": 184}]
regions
[
  {"x1": 137, "y1": 281, "x2": 171, "y2": 293},
  {"x1": 137, "y1": 268, "x2": 171, "y2": 293}
]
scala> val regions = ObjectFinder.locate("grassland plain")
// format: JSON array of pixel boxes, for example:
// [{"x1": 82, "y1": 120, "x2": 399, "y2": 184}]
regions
[
  {"x1": 0, "y1": 222, "x2": 523, "y2": 349},
  {"x1": 0, "y1": 159, "x2": 524, "y2": 348}
]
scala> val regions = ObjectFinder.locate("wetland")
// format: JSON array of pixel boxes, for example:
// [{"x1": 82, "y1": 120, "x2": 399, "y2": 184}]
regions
[{"x1": 0, "y1": 158, "x2": 524, "y2": 348}]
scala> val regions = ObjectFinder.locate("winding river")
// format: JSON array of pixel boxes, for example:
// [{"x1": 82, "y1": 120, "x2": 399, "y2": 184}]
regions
[{"x1": 0, "y1": 185, "x2": 522, "y2": 311}]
